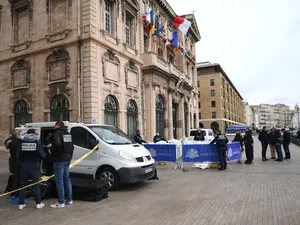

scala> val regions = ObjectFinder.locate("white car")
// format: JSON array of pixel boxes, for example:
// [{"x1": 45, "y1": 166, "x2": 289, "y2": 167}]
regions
[{"x1": 16, "y1": 121, "x2": 156, "y2": 190}]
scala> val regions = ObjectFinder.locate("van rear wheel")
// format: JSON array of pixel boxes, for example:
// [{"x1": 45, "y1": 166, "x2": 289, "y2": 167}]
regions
[{"x1": 97, "y1": 167, "x2": 120, "y2": 191}]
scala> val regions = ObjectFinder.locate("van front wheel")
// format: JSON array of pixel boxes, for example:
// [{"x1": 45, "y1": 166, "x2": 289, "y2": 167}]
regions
[{"x1": 97, "y1": 167, "x2": 120, "y2": 191}]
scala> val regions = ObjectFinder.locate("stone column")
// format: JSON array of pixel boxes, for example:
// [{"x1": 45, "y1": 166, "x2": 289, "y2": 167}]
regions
[
  {"x1": 178, "y1": 95, "x2": 184, "y2": 139},
  {"x1": 168, "y1": 91, "x2": 173, "y2": 140}
]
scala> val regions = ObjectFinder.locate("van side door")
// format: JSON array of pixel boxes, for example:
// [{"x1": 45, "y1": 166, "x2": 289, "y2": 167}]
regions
[{"x1": 69, "y1": 126, "x2": 100, "y2": 177}]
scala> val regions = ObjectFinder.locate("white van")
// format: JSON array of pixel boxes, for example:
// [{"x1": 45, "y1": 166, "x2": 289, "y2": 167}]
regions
[
  {"x1": 16, "y1": 122, "x2": 156, "y2": 190},
  {"x1": 187, "y1": 129, "x2": 215, "y2": 142}
]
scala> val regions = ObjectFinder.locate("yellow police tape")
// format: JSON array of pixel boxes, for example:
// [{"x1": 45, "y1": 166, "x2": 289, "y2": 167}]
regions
[
  {"x1": 0, "y1": 154, "x2": 10, "y2": 157},
  {"x1": 0, "y1": 145, "x2": 99, "y2": 197}
]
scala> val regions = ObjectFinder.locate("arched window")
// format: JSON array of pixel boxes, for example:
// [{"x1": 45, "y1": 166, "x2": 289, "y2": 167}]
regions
[
  {"x1": 50, "y1": 94, "x2": 70, "y2": 121},
  {"x1": 184, "y1": 103, "x2": 189, "y2": 137},
  {"x1": 156, "y1": 95, "x2": 165, "y2": 137},
  {"x1": 199, "y1": 123, "x2": 204, "y2": 128},
  {"x1": 127, "y1": 100, "x2": 137, "y2": 139},
  {"x1": 104, "y1": 95, "x2": 118, "y2": 127},
  {"x1": 14, "y1": 100, "x2": 30, "y2": 127}
]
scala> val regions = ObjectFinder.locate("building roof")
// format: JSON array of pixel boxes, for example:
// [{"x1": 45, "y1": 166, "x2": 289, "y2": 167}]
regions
[{"x1": 196, "y1": 61, "x2": 243, "y2": 100}]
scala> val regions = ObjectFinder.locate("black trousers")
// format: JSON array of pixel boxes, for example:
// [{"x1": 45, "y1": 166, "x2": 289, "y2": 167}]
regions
[
  {"x1": 218, "y1": 151, "x2": 227, "y2": 168},
  {"x1": 261, "y1": 142, "x2": 268, "y2": 159},
  {"x1": 9, "y1": 163, "x2": 20, "y2": 198},
  {"x1": 19, "y1": 162, "x2": 42, "y2": 205},
  {"x1": 245, "y1": 145, "x2": 254, "y2": 163}
]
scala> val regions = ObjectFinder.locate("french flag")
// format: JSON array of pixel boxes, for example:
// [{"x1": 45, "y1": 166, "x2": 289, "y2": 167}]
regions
[{"x1": 173, "y1": 15, "x2": 191, "y2": 36}]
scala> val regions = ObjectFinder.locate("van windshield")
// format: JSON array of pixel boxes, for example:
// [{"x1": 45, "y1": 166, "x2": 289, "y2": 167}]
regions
[{"x1": 88, "y1": 126, "x2": 134, "y2": 145}]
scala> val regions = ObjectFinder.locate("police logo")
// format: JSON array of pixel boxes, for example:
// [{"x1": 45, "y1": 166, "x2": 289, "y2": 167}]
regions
[
  {"x1": 185, "y1": 149, "x2": 199, "y2": 159},
  {"x1": 63, "y1": 135, "x2": 72, "y2": 143},
  {"x1": 21, "y1": 143, "x2": 37, "y2": 151},
  {"x1": 227, "y1": 148, "x2": 233, "y2": 158},
  {"x1": 148, "y1": 148, "x2": 157, "y2": 157}
]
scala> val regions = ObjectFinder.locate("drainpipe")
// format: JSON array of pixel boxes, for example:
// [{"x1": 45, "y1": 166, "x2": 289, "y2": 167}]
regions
[{"x1": 77, "y1": 0, "x2": 83, "y2": 122}]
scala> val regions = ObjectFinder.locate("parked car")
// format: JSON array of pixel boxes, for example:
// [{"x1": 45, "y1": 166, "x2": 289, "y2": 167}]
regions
[
  {"x1": 187, "y1": 129, "x2": 215, "y2": 142},
  {"x1": 16, "y1": 121, "x2": 156, "y2": 190}
]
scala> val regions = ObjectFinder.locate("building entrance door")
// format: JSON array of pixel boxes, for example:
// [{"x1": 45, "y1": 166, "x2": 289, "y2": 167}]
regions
[{"x1": 172, "y1": 103, "x2": 178, "y2": 139}]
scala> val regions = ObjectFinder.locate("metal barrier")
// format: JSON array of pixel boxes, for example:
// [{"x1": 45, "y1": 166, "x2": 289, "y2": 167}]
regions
[{"x1": 144, "y1": 142, "x2": 241, "y2": 170}]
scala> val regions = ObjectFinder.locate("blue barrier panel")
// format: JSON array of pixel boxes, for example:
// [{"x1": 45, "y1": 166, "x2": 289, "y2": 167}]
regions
[
  {"x1": 227, "y1": 142, "x2": 241, "y2": 161},
  {"x1": 182, "y1": 143, "x2": 242, "y2": 162},
  {"x1": 182, "y1": 144, "x2": 219, "y2": 162},
  {"x1": 144, "y1": 144, "x2": 177, "y2": 162}
]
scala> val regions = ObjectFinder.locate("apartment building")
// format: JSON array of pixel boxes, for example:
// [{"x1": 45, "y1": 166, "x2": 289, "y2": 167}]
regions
[
  {"x1": 0, "y1": 0, "x2": 200, "y2": 142},
  {"x1": 252, "y1": 104, "x2": 293, "y2": 129},
  {"x1": 196, "y1": 62, "x2": 245, "y2": 132}
]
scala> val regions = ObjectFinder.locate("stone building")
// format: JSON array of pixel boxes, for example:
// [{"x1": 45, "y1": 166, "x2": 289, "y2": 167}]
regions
[
  {"x1": 0, "y1": 0, "x2": 200, "y2": 143},
  {"x1": 196, "y1": 62, "x2": 245, "y2": 132}
]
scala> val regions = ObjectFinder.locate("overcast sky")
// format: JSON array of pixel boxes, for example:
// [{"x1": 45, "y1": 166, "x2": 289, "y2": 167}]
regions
[{"x1": 167, "y1": 0, "x2": 300, "y2": 107}]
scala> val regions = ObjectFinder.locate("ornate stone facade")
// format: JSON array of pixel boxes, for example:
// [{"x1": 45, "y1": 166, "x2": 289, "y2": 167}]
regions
[{"x1": 0, "y1": 0, "x2": 200, "y2": 143}]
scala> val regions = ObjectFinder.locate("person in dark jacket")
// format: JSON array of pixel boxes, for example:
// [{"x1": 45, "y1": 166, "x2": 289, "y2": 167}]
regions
[
  {"x1": 153, "y1": 131, "x2": 167, "y2": 143},
  {"x1": 269, "y1": 127, "x2": 283, "y2": 162},
  {"x1": 47, "y1": 121, "x2": 74, "y2": 208},
  {"x1": 17, "y1": 129, "x2": 46, "y2": 210},
  {"x1": 210, "y1": 130, "x2": 229, "y2": 170},
  {"x1": 281, "y1": 128, "x2": 291, "y2": 159},
  {"x1": 134, "y1": 130, "x2": 147, "y2": 145},
  {"x1": 259, "y1": 126, "x2": 269, "y2": 161},
  {"x1": 194, "y1": 129, "x2": 205, "y2": 141},
  {"x1": 232, "y1": 131, "x2": 243, "y2": 164},
  {"x1": 4, "y1": 129, "x2": 22, "y2": 199},
  {"x1": 242, "y1": 128, "x2": 254, "y2": 164}
]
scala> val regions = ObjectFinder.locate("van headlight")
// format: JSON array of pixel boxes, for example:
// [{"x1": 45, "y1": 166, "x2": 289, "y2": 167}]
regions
[{"x1": 119, "y1": 151, "x2": 136, "y2": 161}]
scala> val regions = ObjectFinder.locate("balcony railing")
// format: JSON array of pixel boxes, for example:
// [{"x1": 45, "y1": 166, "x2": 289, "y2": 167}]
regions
[{"x1": 141, "y1": 52, "x2": 185, "y2": 79}]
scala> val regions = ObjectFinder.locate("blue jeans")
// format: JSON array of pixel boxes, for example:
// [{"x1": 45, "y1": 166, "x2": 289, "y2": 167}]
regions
[
  {"x1": 275, "y1": 144, "x2": 283, "y2": 161},
  {"x1": 19, "y1": 162, "x2": 41, "y2": 205},
  {"x1": 53, "y1": 161, "x2": 72, "y2": 204}
]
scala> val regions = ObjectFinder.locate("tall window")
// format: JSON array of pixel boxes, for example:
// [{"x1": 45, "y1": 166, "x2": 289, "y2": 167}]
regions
[
  {"x1": 104, "y1": 95, "x2": 118, "y2": 127},
  {"x1": 193, "y1": 113, "x2": 197, "y2": 128},
  {"x1": 212, "y1": 112, "x2": 217, "y2": 119},
  {"x1": 186, "y1": 62, "x2": 189, "y2": 76},
  {"x1": 144, "y1": 34, "x2": 148, "y2": 52},
  {"x1": 211, "y1": 101, "x2": 216, "y2": 108},
  {"x1": 127, "y1": 100, "x2": 137, "y2": 139},
  {"x1": 211, "y1": 90, "x2": 215, "y2": 97},
  {"x1": 197, "y1": 81, "x2": 200, "y2": 87},
  {"x1": 184, "y1": 103, "x2": 189, "y2": 137},
  {"x1": 210, "y1": 79, "x2": 215, "y2": 86},
  {"x1": 125, "y1": 13, "x2": 134, "y2": 46},
  {"x1": 50, "y1": 94, "x2": 70, "y2": 121},
  {"x1": 158, "y1": 47, "x2": 163, "y2": 57},
  {"x1": 14, "y1": 100, "x2": 30, "y2": 127},
  {"x1": 104, "y1": 0, "x2": 112, "y2": 33},
  {"x1": 198, "y1": 102, "x2": 201, "y2": 109},
  {"x1": 199, "y1": 112, "x2": 202, "y2": 119},
  {"x1": 156, "y1": 96, "x2": 165, "y2": 137}
]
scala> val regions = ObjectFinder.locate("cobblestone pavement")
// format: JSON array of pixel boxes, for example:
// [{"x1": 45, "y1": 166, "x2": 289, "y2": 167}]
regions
[{"x1": 0, "y1": 138, "x2": 300, "y2": 225}]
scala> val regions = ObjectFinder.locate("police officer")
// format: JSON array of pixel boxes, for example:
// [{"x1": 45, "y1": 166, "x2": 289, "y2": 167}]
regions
[
  {"x1": 194, "y1": 129, "x2": 205, "y2": 141},
  {"x1": 242, "y1": 128, "x2": 254, "y2": 164},
  {"x1": 134, "y1": 130, "x2": 147, "y2": 145},
  {"x1": 47, "y1": 121, "x2": 74, "y2": 209},
  {"x1": 18, "y1": 129, "x2": 46, "y2": 210},
  {"x1": 153, "y1": 131, "x2": 167, "y2": 143},
  {"x1": 210, "y1": 130, "x2": 229, "y2": 170}
]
